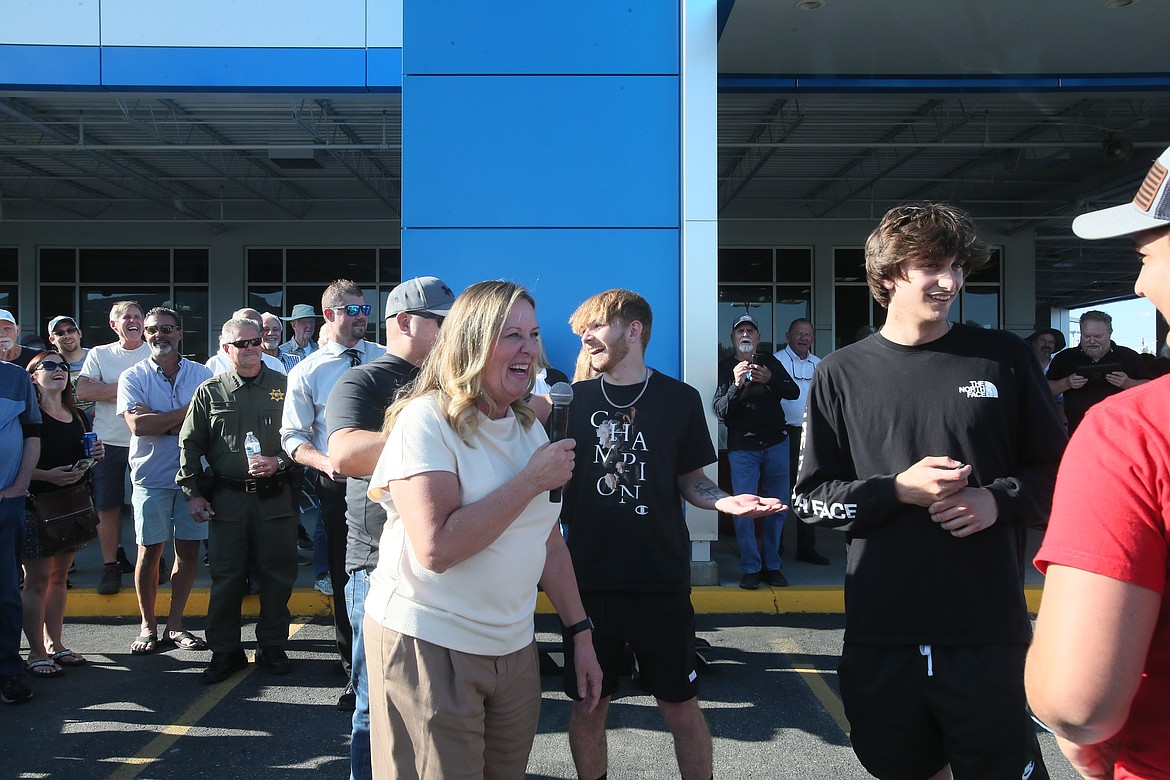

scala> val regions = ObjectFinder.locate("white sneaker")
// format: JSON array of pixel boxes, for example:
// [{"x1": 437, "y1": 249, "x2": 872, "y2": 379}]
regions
[{"x1": 314, "y1": 576, "x2": 334, "y2": 597}]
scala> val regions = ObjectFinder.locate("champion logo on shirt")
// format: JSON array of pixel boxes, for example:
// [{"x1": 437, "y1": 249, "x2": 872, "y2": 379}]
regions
[{"x1": 958, "y1": 380, "x2": 998, "y2": 398}]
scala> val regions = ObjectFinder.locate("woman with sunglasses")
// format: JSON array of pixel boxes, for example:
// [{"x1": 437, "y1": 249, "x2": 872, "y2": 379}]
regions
[{"x1": 21, "y1": 351, "x2": 104, "y2": 677}]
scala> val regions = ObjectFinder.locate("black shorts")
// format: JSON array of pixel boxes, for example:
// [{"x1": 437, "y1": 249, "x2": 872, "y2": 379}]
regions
[
  {"x1": 563, "y1": 591, "x2": 698, "y2": 704},
  {"x1": 838, "y1": 642, "x2": 1049, "y2": 780}
]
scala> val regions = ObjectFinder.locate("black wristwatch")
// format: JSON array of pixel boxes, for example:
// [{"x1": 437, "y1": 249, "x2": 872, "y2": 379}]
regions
[{"x1": 563, "y1": 617, "x2": 594, "y2": 637}]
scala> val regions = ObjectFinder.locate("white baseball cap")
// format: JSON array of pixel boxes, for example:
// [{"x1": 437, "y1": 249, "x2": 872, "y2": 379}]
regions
[{"x1": 1073, "y1": 145, "x2": 1170, "y2": 240}]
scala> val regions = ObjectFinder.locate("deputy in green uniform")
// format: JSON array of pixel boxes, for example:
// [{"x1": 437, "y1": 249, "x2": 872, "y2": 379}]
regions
[{"x1": 177, "y1": 317, "x2": 300, "y2": 684}]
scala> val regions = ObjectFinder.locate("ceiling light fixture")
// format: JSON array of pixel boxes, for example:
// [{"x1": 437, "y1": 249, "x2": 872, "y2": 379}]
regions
[
  {"x1": 1105, "y1": 0, "x2": 1135, "y2": 8},
  {"x1": 795, "y1": 0, "x2": 825, "y2": 10}
]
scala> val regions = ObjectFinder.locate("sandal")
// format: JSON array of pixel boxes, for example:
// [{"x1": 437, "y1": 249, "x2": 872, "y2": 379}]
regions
[
  {"x1": 130, "y1": 633, "x2": 158, "y2": 655},
  {"x1": 51, "y1": 649, "x2": 86, "y2": 667},
  {"x1": 160, "y1": 630, "x2": 209, "y2": 651},
  {"x1": 25, "y1": 659, "x2": 64, "y2": 678}
]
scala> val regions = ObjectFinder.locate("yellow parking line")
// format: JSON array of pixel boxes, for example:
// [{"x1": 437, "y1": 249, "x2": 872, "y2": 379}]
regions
[
  {"x1": 775, "y1": 636, "x2": 850, "y2": 738},
  {"x1": 106, "y1": 621, "x2": 309, "y2": 780}
]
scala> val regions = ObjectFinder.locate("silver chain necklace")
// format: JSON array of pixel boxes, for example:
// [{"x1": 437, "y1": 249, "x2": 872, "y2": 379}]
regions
[{"x1": 600, "y1": 369, "x2": 652, "y2": 409}]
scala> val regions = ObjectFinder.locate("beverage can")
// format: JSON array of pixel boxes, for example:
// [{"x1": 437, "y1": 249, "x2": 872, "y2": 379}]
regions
[{"x1": 83, "y1": 432, "x2": 98, "y2": 457}]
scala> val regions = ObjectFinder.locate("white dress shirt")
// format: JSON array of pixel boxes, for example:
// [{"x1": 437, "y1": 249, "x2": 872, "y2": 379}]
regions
[
  {"x1": 774, "y1": 345, "x2": 821, "y2": 428},
  {"x1": 280, "y1": 338, "x2": 387, "y2": 458}
]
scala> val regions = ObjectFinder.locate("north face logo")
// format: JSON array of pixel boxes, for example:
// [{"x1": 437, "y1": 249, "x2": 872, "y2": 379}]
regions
[{"x1": 958, "y1": 380, "x2": 998, "y2": 398}]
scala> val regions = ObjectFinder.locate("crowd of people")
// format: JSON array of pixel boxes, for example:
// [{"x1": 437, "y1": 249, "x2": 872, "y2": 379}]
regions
[{"x1": 1, "y1": 150, "x2": 1169, "y2": 779}]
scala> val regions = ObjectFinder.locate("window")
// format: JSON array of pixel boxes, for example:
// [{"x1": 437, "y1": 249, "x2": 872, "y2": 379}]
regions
[
  {"x1": 717, "y1": 247, "x2": 812, "y2": 359},
  {"x1": 0, "y1": 248, "x2": 17, "y2": 320},
  {"x1": 38, "y1": 248, "x2": 212, "y2": 358},
  {"x1": 246, "y1": 247, "x2": 401, "y2": 343}
]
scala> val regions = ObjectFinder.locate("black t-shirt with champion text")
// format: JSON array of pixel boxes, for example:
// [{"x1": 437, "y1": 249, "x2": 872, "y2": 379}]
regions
[{"x1": 562, "y1": 371, "x2": 716, "y2": 593}]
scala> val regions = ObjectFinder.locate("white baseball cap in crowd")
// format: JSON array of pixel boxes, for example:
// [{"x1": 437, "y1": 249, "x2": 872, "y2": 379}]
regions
[{"x1": 1073, "y1": 145, "x2": 1170, "y2": 240}]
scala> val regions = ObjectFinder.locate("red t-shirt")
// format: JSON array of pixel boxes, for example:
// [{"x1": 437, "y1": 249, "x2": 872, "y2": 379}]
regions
[{"x1": 1036, "y1": 375, "x2": 1170, "y2": 780}]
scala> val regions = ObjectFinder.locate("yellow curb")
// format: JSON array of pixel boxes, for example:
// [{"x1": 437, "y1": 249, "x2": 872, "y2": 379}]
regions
[{"x1": 65, "y1": 584, "x2": 1046, "y2": 618}]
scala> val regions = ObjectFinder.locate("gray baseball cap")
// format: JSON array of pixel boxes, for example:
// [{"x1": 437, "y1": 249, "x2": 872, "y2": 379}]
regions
[
  {"x1": 1073, "y1": 145, "x2": 1170, "y2": 239},
  {"x1": 385, "y1": 276, "x2": 456, "y2": 317}
]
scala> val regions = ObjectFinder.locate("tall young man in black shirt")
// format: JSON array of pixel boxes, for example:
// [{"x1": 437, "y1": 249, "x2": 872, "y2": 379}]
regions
[
  {"x1": 793, "y1": 203, "x2": 1066, "y2": 779},
  {"x1": 562, "y1": 289, "x2": 783, "y2": 780}
]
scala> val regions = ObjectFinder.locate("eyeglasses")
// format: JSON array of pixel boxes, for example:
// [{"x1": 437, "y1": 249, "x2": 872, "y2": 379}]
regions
[
  {"x1": 332, "y1": 305, "x2": 371, "y2": 317},
  {"x1": 409, "y1": 310, "x2": 445, "y2": 325},
  {"x1": 229, "y1": 337, "x2": 263, "y2": 349},
  {"x1": 144, "y1": 324, "x2": 178, "y2": 335},
  {"x1": 34, "y1": 360, "x2": 68, "y2": 372},
  {"x1": 53, "y1": 327, "x2": 79, "y2": 337}
]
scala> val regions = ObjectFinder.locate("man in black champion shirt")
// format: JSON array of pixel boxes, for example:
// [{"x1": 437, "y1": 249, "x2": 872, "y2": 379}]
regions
[
  {"x1": 792, "y1": 203, "x2": 1066, "y2": 780},
  {"x1": 561, "y1": 289, "x2": 783, "y2": 780}
]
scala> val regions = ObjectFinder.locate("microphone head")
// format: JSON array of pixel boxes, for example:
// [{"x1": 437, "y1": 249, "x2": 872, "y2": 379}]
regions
[{"x1": 549, "y1": 381, "x2": 574, "y2": 407}]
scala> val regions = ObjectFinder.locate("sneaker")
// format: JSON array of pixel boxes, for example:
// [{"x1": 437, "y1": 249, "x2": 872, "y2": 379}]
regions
[
  {"x1": 297, "y1": 525, "x2": 314, "y2": 551},
  {"x1": 314, "y1": 576, "x2": 334, "y2": 597},
  {"x1": 762, "y1": 569, "x2": 789, "y2": 587},
  {"x1": 116, "y1": 546, "x2": 134, "y2": 575},
  {"x1": 1, "y1": 673, "x2": 33, "y2": 704},
  {"x1": 97, "y1": 563, "x2": 121, "y2": 595},
  {"x1": 739, "y1": 571, "x2": 761, "y2": 590}
]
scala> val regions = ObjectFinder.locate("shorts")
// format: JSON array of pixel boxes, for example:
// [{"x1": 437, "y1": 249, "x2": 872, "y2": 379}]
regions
[
  {"x1": 132, "y1": 485, "x2": 208, "y2": 546},
  {"x1": 838, "y1": 642, "x2": 1048, "y2": 780},
  {"x1": 21, "y1": 509, "x2": 88, "y2": 560},
  {"x1": 563, "y1": 591, "x2": 699, "y2": 703},
  {"x1": 91, "y1": 444, "x2": 130, "y2": 511}
]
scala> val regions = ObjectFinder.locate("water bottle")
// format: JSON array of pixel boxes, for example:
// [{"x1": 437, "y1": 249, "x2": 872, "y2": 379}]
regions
[{"x1": 244, "y1": 431, "x2": 262, "y2": 470}]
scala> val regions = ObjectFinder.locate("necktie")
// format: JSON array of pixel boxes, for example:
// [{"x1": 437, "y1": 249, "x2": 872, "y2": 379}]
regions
[{"x1": 343, "y1": 348, "x2": 361, "y2": 367}]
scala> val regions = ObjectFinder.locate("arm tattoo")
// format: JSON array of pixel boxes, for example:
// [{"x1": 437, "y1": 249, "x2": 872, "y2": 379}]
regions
[{"x1": 689, "y1": 476, "x2": 729, "y2": 504}]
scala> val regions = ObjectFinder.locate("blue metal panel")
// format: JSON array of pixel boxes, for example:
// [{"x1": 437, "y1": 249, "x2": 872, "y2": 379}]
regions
[
  {"x1": 405, "y1": 2, "x2": 678, "y2": 76},
  {"x1": 402, "y1": 227, "x2": 681, "y2": 377},
  {"x1": 367, "y1": 48, "x2": 404, "y2": 91},
  {"x1": 404, "y1": 75, "x2": 679, "y2": 228},
  {"x1": 0, "y1": 45, "x2": 101, "y2": 89},
  {"x1": 101, "y1": 47, "x2": 369, "y2": 90}
]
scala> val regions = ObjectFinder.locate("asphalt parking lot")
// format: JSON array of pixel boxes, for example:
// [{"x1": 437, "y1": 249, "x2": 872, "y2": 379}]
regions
[{"x1": 2, "y1": 612, "x2": 1078, "y2": 780}]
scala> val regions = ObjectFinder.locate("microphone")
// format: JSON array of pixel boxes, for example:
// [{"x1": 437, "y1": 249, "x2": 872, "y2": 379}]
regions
[{"x1": 547, "y1": 381, "x2": 574, "y2": 503}]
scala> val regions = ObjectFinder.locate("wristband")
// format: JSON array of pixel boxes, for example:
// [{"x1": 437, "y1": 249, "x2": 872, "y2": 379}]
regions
[{"x1": 563, "y1": 617, "x2": 594, "y2": 637}]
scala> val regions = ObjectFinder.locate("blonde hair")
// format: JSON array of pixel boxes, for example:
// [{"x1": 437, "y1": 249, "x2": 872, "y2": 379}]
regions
[
  {"x1": 383, "y1": 281, "x2": 537, "y2": 444},
  {"x1": 568, "y1": 288, "x2": 652, "y2": 350},
  {"x1": 572, "y1": 346, "x2": 596, "y2": 382}
]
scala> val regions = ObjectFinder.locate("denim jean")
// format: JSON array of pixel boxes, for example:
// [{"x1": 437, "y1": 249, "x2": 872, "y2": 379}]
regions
[
  {"x1": 0, "y1": 496, "x2": 26, "y2": 676},
  {"x1": 345, "y1": 567, "x2": 373, "y2": 780},
  {"x1": 728, "y1": 441, "x2": 790, "y2": 573}
]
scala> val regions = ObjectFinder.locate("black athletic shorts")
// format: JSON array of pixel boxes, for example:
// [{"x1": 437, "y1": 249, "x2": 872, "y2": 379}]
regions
[
  {"x1": 562, "y1": 591, "x2": 699, "y2": 703},
  {"x1": 838, "y1": 642, "x2": 1049, "y2": 780}
]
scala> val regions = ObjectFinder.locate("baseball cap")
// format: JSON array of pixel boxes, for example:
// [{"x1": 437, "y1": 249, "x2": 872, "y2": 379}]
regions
[
  {"x1": 279, "y1": 304, "x2": 319, "y2": 321},
  {"x1": 0, "y1": 309, "x2": 15, "y2": 326},
  {"x1": 1073, "y1": 145, "x2": 1170, "y2": 239},
  {"x1": 385, "y1": 276, "x2": 456, "y2": 317},
  {"x1": 47, "y1": 315, "x2": 77, "y2": 335},
  {"x1": 731, "y1": 315, "x2": 759, "y2": 331}
]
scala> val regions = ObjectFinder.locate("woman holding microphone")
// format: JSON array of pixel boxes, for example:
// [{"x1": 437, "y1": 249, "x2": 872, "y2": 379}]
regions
[{"x1": 365, "y1": 280, "x2": 600, "y2": 779}]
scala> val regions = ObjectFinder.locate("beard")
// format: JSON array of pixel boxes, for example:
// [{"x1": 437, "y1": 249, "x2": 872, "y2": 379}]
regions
[
  {"x1": 0, "y1": 337, "x2": 13, "y2": 352},
  {"x1": 1083, "y1": 343, "x2": 1108, "y2": 361},
  {"x1": 590, "y1": 336, "x2": 630, "y2": 375},
  {"x1": 737, "y1": 338, "x2": 755, "y2": 355}
]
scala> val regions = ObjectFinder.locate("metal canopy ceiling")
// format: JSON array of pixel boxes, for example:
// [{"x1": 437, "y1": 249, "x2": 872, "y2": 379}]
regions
[{"x1": 1, "y1": 0, "x2": 1168, "y2": 309}]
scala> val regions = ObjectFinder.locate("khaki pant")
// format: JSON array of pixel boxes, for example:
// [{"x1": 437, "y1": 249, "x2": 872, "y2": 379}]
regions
[{"x1": 365, "y1": 616, "x2": 540, "y2": 780}]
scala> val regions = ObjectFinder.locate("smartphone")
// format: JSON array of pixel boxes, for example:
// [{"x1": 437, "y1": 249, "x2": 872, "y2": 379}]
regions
[{"x1": 71, "y1": 458, "x2": 96, "y2": 472}]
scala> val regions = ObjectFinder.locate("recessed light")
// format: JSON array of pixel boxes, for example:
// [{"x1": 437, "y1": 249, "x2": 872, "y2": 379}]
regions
[
  {"x1": 795, "y1": 0, "x2": 825, "y2": 10},
  {"x1": 1105, "y1": 0, "x2": 1135, "y2": 8}
]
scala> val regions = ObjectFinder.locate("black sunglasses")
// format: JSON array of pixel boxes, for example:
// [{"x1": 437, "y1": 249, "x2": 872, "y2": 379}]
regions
[
  {"x1": 53, "y1": 326, "x2": 80, "y2": 337},
  {"x1": 34, "y1": 360, "x2": 68, "y2": 372},
  {"x1": 229, "y1": 337, "x2": 263, "y2": 349},
  {"x1": 409, "y1": 310, "x2": 445, "y2": 325},
  {"x1": 332, "y1": 304, "x2": 372, "y2": 317},
  {"x1": 144, "y1": 324, "x2": 179, "y2": 335}
]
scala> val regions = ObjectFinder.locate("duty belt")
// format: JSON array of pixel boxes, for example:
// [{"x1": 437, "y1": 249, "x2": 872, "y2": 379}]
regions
[{"x1": 216, "y1": 473, "x2": 287, "y2": 494}]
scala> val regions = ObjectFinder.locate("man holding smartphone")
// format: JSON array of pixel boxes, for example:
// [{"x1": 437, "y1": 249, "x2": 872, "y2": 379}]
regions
[{"x1": 713, "y1": 315, "x2": 798, "y2": 589}]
